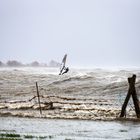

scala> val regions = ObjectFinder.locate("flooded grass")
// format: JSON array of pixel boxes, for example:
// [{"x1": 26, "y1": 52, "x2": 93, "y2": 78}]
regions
[
  {"x1": 0, "y1": 133, "x2": 53, "y2": 140},
  {"x1": 0, "y1": 133, "x2": 21, "y2": 140},
  {"x1": 0, "y1": 133, "x2": 20, "y2": 138},
  {"x1": 119, "y1": 129, "x2": 128, "y2": 132},
  {"x1": 0, "y1": 138, "x2": 22, "y2": 140},
  {"x1": 38, "y1": 136, "x2": 48, "y2": 139},
  {"x1": 24, "y1": 135, "x2": 35, "y2": 139},
  {"x1": 0, "y1": 117, "x2": 140, "y2": 140}
]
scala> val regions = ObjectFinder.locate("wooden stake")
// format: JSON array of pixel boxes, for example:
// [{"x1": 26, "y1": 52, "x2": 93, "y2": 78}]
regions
[
  {"x1": 120, "y1": 75, "x2": 140, "y2": 118},
  {"x1": 36, "y1": 82, "x2": 42, "y2": 115},
  {"x1": 130, "y1": 75, "x2": 140, "y2": 118}
]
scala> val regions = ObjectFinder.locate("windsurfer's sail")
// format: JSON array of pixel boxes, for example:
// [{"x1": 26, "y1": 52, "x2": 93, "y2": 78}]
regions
[
  {"x1": 62, "y1": 54, "x2": 67, "y2": 67},
  {"x1": 59, "y1": 54, "x2": 68, "y2": 75}
]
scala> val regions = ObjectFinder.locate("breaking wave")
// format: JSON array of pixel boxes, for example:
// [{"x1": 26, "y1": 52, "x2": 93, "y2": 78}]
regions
[
  {"x1": 0, "y1": 67, "x2": 140, "y2": 101},
  {"x1": 0, "y1": 67, "x2": 140, "y2": 120}
]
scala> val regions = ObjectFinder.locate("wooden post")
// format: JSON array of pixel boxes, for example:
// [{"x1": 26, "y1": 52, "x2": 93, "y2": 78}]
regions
[
  {"x1": 36, "y1": 82, "x2": 42, "y2": 115},
  {"x1": 120, "y1": 75, "x2": 140, "y2": 118},
  {"x1": 130, "y1": 75, "x2": 140, "y2": 118},
  {"x1": 119, "y1": 89, "x2": 131, "y2": 118}
]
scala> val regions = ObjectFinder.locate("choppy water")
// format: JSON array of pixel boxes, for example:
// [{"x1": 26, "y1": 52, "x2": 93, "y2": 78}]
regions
[
  {"x1": 0, "y1": 117, "x2": 140, "y2": 140},
  {"x1": 0, "y1": 67, "x2": 140, "y2": 119},
  {"x1": 0, "y1": 67, "x2": 140, "y2": 139},
  {"x1": 0, "y1": 67, "x2": 140, "y2": 101}
]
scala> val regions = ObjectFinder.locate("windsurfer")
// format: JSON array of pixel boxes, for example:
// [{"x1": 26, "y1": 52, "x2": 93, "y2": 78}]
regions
[
  {"x1": 61, "y1": 67, "x2": 69, "y2": 75},
  {"x1": 59, "y1": 54, "x2": 69, "y2": 75}
]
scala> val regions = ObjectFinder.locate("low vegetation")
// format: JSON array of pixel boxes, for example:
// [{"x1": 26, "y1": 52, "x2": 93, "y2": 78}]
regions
[{"x1": 0, "y1": 133, "x2": 54, "y2": 140}]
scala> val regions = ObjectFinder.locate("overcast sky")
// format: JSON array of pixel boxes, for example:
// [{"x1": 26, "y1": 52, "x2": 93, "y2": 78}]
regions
[{"x1": 0, "y1": 0, "x2": 140, "y2": 68}]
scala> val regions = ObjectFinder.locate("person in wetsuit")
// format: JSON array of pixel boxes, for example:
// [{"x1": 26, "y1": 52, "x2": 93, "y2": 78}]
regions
[{"x1": 61, "y1": 67, "x2": 69, "y2": 75}]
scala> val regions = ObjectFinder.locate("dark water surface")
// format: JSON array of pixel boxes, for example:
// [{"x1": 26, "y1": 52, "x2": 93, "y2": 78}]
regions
[{"x1": 0, "y1": 117, "x2": 140, "y2": 140}]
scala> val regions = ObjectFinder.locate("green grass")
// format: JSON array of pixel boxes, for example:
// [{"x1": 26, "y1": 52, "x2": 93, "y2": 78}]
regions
[
  {"x1": 0, "y1": 133, "x2": 53, "y2": 140},
  {"x1": 119, "y1": 129, "x2": 128, "y2": 132},
  {"x1": 4, "y1": 134, "x2": 20, "y2": 138},
  {"x1": 48, "y1": 135, "x2": 54, "y2": 139},
  {"x1": 38, "y1": 136, "x2": 48, "y2": 139},
  {"x1": 130, "y1": 138, "x2": 140, "y2": 140},
  {"x1": 0, "y1": 133, "x2": 20, "y2": 138},
  {"x1": 0, "y1": 133, "x2": 22, "y2": 140},
  {"x1": 0, "y1": 137, "x2": 22, "y2": 140},
  {"x1": 24, "y1": 135, "x2": 35, "y2": 139}
]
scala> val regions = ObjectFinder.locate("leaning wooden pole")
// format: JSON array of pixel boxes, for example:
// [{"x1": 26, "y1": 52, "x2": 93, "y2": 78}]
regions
[
  {"x1": 120, "y1": 89, "x2": 131, "y2": 117},
  {"x1": 36, "y1": 82, "x2": 42, "y2": 115},
  {"x1": 120, "y1": 75, "x2": 140, "y2": 118},
  {"x1": 120, "y1": 78, "x2": 132, "y2": 118},
  {"x1": 130, "y1": 75, "x2": 140, "y2": 118}
]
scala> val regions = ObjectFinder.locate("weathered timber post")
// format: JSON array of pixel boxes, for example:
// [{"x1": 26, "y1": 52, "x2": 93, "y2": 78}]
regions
[
  {"x1": 120, "y1": 75, "x2": 140, "y2": 118},
  {"x1": 36, "y1": 82, "x2": 42, "y2": 115},
  {"x1": 130, "y1": 75, "x2": 140, "y2": 118}
]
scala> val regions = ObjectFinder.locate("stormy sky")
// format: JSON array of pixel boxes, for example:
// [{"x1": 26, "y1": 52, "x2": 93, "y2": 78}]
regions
[{"x1": 0, "y1": 0, "x2": 140, "y2": 68}]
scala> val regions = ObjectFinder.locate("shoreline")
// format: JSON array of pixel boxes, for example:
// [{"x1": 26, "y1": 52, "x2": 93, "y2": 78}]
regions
[
  {"x1": 0, "y1": 108, "x2": 140, "y2": 122},
  {"x1": 0, "y1": 114, "x2": 140, "y2": 122}
]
